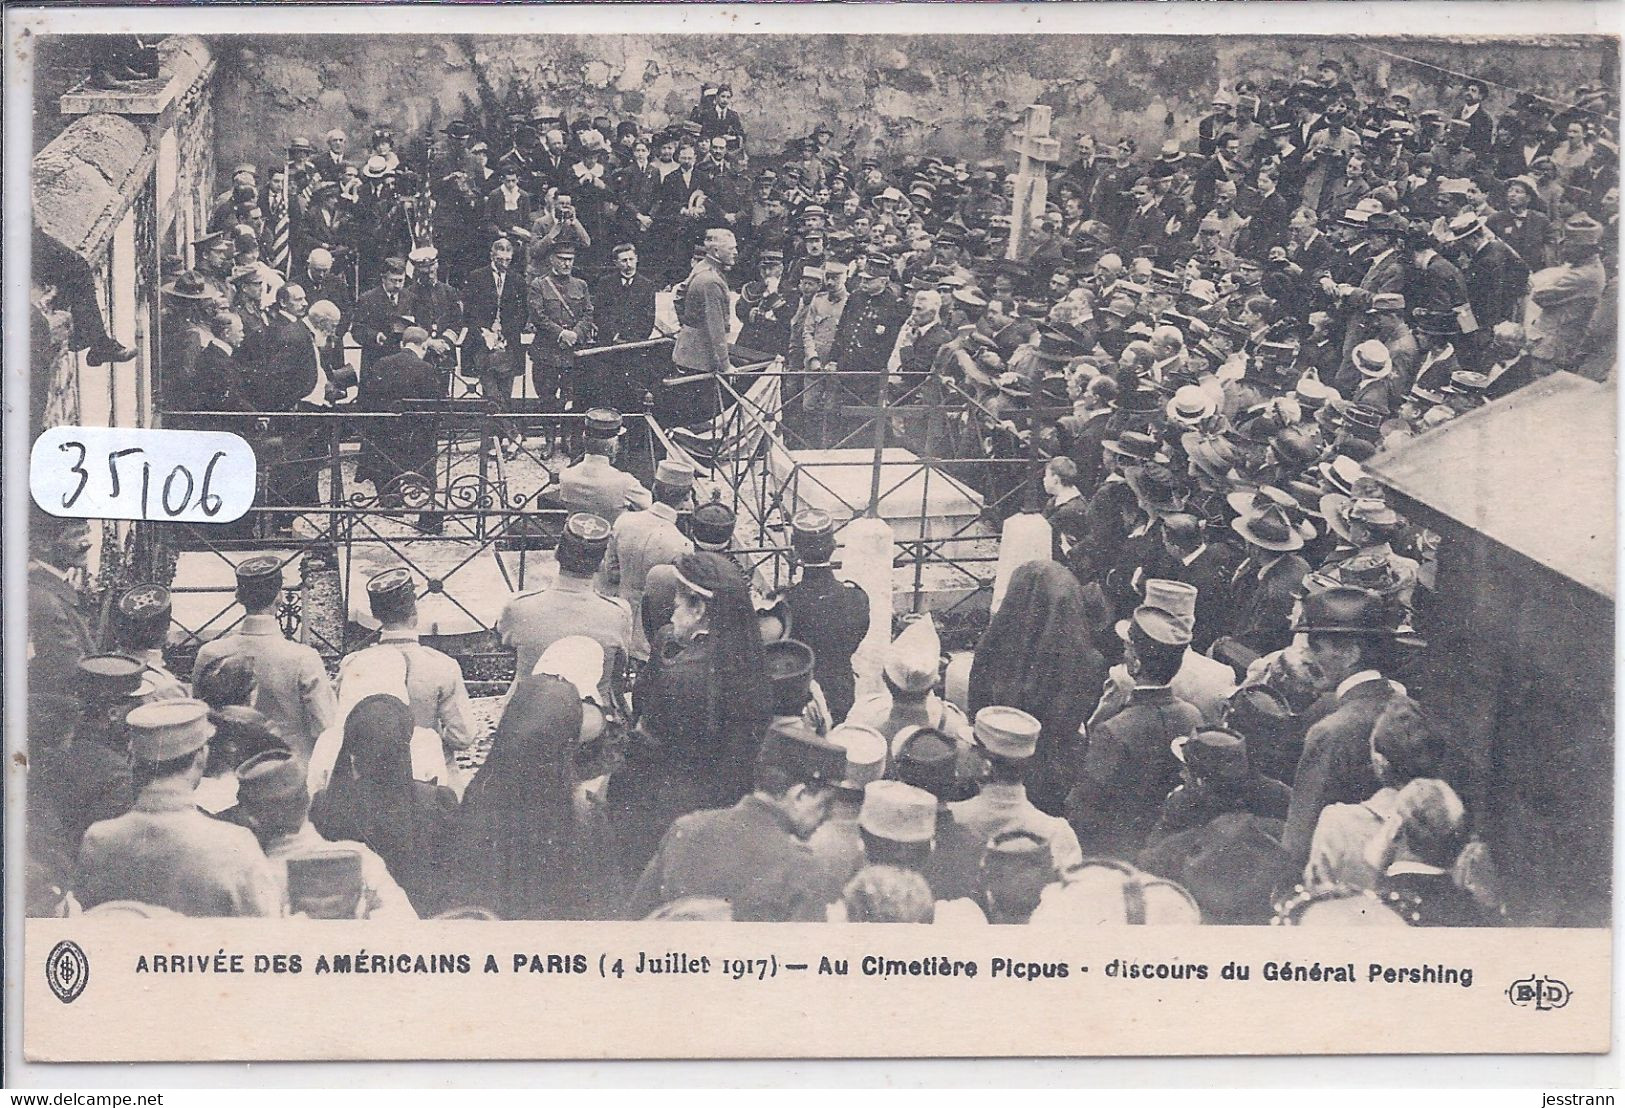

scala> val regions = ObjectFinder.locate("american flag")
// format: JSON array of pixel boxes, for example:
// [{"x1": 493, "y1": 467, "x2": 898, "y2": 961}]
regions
[{"x1": 268, "y1": 165, "x2": 291, "y2": 275}]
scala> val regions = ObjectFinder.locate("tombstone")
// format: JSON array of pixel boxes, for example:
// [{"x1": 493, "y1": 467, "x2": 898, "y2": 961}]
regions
[{"x1": 1004, "y1": 104, "x2": 1062, "y2": 262}]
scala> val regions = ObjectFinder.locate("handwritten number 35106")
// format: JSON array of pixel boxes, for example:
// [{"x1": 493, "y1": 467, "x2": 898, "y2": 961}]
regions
[{"x1": 58, "y1": 441, "x2": 228, "y2": 518}]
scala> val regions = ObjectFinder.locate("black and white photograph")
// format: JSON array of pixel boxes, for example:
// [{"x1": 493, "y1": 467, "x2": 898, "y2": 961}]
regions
[{"x1": 6, "y1": 1, "x2": 1620, "y2": 1069}]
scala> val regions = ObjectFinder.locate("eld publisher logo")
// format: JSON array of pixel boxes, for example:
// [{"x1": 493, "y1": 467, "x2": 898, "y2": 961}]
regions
[
  {"x1": 45, "y1": 940, "x2": 89, "y2": 1004},
  {"x1": 1508, "y1": 975, "x2": 1571, "y2": 1011}
]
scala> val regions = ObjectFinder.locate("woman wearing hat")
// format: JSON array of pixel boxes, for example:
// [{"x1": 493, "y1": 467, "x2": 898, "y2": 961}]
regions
[
  {"x1": 609, "y1": 552, "x2": 770, "y2": 874},
  {"x1": 454, "y1": 673, "x2": 624, "y2": 919}
]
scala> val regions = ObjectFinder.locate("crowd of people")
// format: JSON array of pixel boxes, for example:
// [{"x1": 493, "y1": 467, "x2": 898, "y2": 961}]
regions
[{"x1": 28, "y1": 58, "x2": 1618, "y2": 927}]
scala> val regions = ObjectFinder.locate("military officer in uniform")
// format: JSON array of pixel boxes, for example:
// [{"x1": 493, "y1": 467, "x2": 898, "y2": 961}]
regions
[
  {"x1": 734, "y1": 248, "x2": 793, "y2": 356},
  {"x1": 339, "y1": 569, "x2": 478, "y2": 766},
  {"x1": 73, "y1": 699, "x2": 281, "y2": 918},
  {"x1": 528, "y1": 238, "x2": 595, "y2": 418},
  {"x1": 497, "y1": 513, "x2": 634, "y2": 697},
  {"x1": 601, "y1": 458, "x2": 696, "y2": 663},
  {"x1": 191, "y1": 556, "x2": 336, "y2": 761},
  {"x1": 827, "y1": 252, "x2": 906, "y2": 421},
  {"x1": 776, "y1": 509, "x2": 869, "y2": 723},
  {"x1": 111, "y1": 584, "x2": 188, "y2": 702},
  {"x1": 557, "y1": 408, "x2": 651, "y2": 523}
]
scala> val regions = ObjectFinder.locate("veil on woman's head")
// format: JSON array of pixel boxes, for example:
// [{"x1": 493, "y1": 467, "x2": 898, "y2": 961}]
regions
[
  {"x1": 486, "y1": 674, "x2": 583, "y2": 784},
  {"x1": 338, "y1": 693, "x2": 415, "y2": 786}
]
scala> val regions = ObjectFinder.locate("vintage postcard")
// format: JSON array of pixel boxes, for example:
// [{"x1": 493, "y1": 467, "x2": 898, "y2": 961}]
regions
[{"x1": 6, "y1": 2, "x2": 1616, "y2": 1064}]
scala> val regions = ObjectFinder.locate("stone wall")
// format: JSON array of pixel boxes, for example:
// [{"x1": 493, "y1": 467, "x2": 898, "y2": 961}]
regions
[{"x1": 211, "y1": 33, "x2": 1615, "y2": 180}]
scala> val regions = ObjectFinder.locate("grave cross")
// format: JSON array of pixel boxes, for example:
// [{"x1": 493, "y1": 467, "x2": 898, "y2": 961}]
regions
[{"x1": 1005, "y1": 104, "x2": 1062, "y2": 262}]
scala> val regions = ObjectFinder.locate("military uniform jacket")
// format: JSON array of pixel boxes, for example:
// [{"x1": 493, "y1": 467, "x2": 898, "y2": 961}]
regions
[
  {"x1": 671, "y1": 260, "x2": 732, "y2": 376},
  {"x1": 340, "y1": 631, "x2": 477, "y2": 754},
  {"x1": 829, "y1": 288, "x2": 905, "y2": 376},
  {"x1": 528, "y1": 272, "x2": 595, "y2": 370},
  {"x1": 400, "y1": 279, "x2": 465, "y2": 341},
  {"x1": 782, "y1": 567, "x2": 869, "y2": 723},
  {"x1": 603, "y1": 503, "x2": 693, "y2": 659},
  {"x1": 628, "y1": 795, "x2": 830, "y2": 921},
  {"x1": 560, "y1": 454, "x2": 650, "y2": 522},
  {"x1": 1073, "y1": 684, "x2": 1205, "y2": 854},
  {"x1": 950, "y1": 783, "x2": 1084, "y2": 873},
  {"x1": 498, "y1": 575, "x2": 633, "y2": 698},
  {"x1": 75, "y1": 778, "x2": 281, "y2": 917},
  {"x1": 194, "y1": 614, "x2": 338, "y2": 760},
  {"x1": 27, "y1": 562, "x2": 95, "y2": 697}
]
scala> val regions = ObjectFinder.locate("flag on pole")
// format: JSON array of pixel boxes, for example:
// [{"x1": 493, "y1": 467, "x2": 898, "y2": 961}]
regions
[{"x1": 268, "y1": 160, "x2": 291, "y2": 275}]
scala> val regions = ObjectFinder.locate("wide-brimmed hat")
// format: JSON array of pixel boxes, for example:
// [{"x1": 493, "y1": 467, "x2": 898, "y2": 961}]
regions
[
  {"x1": 161, "y1": 270, "x2": 215, "y2": 301},
  {"x1": 1332, "y1": 551, "x2": 1407, "y2": 597},
  {"x1": 1102, "y1": 430, "x2": 1169, "y2": 465},
  {"x1": 1172, "y1": 728, "x2": 1251, "y2": 782},
  {"x1": 1320, "y1": 493, "x2": 1402, "y2": 544},
  {"x1": 1231, "y1": 503, "x2": 1306, "y2": 552},
  {"x1": 1126, "y1": 464, "x2": 1188, "y2": 515},
  {"x1": 1294, "y1": 584, "x2": 1413, "y2": 638},
  {"x1": 1227, "y1": 486, "x2": 1314, "y2": 538}
]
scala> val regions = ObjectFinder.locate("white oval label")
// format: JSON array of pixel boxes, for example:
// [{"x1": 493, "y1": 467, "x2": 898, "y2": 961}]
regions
[{"x1": 30, "y1": 426, "x2": 258, "y2": 524}]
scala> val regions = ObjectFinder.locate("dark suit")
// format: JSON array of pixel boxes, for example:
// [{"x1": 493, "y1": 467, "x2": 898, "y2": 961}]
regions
[
  {"x1": 591, "y1": 271, "x2": 659, "y2": 411},
  {"x1": 349, "y1": 287, "x2": 408, "y2": 370},
  {"x1": 461, "y1": 264, "x2": 527, "y2": 408},
  {"x1": 1455, "y1": 105, "x2": 1495, "y2": 156},
  {"x1": 249, "y1": 319, "x2": 335, "y2": 519},
  {"x1": 314, "y1": 151, "x2": 351, "y2": 183},
  {"x1": 1281, "y1": 676, "x2": 1401, "y2": 862},
  {"x1": 690, "y1": 104, "x2": 746, "y2": 144},
  {"x1": 1230, "y1": 552, "x2": 1310, "y2": 656},
  {"x1": 1487, "y1": 208, "x2": 1551, "y2": 274},
  {"x1": 482, "y1": 187, "x2": 534, "y2": 245},
  {"x1": 1164, "y1": 542, "x2": 1242, "y2": 653},
  {"x1": 781, "y1": 567, "x2": 870, "y2": 724},
  {"x1": 1070, "y1": 685, "x2": 1205, "y2": 859},
  {"x1": 1462, "y1": 234, "x2": 1529, "y2": 332},
  {"x1": 361, "y1": 348, "x2": 444, "y2": 522},
  {"x1": 28, "y1": 564, "x2": 96, "y2": 699}
]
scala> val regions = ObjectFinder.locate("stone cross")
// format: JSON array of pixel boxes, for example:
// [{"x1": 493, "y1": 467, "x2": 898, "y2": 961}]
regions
[{"x1": 1005, "y1": 103, "x2": 1062, "y2": 262}]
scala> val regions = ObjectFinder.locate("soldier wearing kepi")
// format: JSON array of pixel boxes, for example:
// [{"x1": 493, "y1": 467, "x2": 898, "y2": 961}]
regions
[
  {"x1": 73, "y1": 699, "x2": 280, "y2": 918},
  {"x1": 557, "y1": 408, "x2": 652, "y2": 523},
  {"x1": 776, "y1": 508, "x2": 869, "y2": 723},
  {"x1": 602, "y1": 457, "x2": 697, "y2": 663},
  {"x1": 340, "y1": 569, "x2": 478, "y2": 772},
  {"x1": 191, "y1": 556, "x2": 336, "y2": 761},
  {"x1": 497, "y1": 513, "x2": 634, "y2": 697},
  {"x1": 111, "y1": 584, "x2": 188, "y2": 702},
  {"x1": 527, "y1": 238, "x2": 595, "y2": 421},
  {"x1": 827, "y1": 252, "x2": 906, "y2": 414}
]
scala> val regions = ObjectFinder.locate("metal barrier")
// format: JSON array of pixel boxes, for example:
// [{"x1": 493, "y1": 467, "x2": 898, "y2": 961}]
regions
[{"x1": 150, "y1": 342, "x2": 1040, "y2": 669}]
